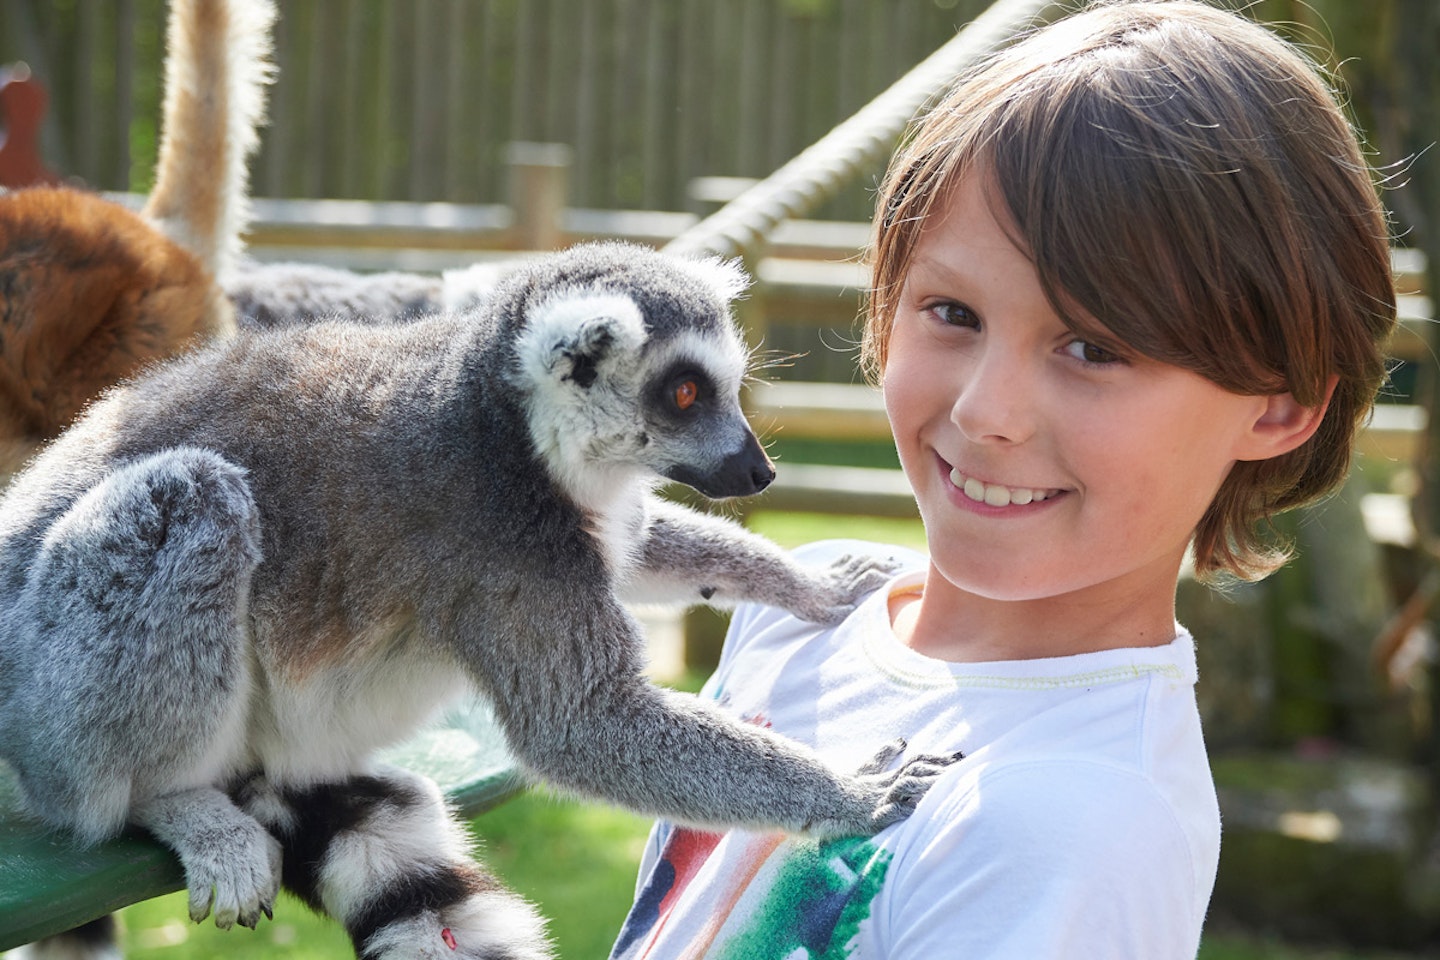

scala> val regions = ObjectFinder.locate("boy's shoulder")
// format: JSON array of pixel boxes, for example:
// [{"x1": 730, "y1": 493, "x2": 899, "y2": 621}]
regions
[
  {"x1": 898, "y1": 747, "x2": 1213, "y2": 889},
  {"x1": 726, "y1": 538, "x2": 925, "y2": 638}
]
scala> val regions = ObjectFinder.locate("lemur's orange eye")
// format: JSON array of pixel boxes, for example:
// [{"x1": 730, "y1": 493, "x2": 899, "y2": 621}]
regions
[{"x1": 674, "y1": 380, "x2": 698, "y2": 410}]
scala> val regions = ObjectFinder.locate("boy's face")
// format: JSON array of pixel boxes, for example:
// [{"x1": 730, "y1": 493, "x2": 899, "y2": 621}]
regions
[{"x1": 882, "y1": 174, "x2": 1276, "y2": 628}]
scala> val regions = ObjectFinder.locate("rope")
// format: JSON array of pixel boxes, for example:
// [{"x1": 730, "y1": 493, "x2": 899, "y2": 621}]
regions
[{"x1": 663, "y1": 0, "x2": 1068, "y2": 262}]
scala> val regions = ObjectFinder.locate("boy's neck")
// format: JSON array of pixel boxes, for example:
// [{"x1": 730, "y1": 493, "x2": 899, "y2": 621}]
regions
[{"x1": 889, "y1": 562, "x2": 1182, "y2": 663}]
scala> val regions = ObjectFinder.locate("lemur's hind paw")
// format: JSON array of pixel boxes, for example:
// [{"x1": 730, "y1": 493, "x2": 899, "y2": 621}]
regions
[
  {"x1": 184, "y1": 815, "x2": 282, "y2": 929},
  {"x1": 859, "y1": 740, "x2": 965, "y2": 832},
  {"x1": 794, "y1": 552, "x2": 904, "y2": 624},
  {"x1": 134, "y1": 787, "x2": 282, "y2": 931}
]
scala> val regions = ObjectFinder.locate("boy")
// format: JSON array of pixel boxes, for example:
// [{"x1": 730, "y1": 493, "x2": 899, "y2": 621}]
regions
[{"x1": 611, "y1": 2, "x2": 1396, "y2": 957}]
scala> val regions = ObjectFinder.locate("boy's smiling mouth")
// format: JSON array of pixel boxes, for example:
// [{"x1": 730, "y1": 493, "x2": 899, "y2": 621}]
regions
[{"x1": 947, "y1": 466, "x2": 1064, "y2": 508}]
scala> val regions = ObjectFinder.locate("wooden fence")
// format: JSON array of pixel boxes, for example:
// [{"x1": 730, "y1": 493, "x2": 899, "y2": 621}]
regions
[
  {"x1": 9, "y1": 0, "x2": 1432, "y2": 525},
  {"x1": 1, "y1": 0, "x2": 1000, "y2": 218}
]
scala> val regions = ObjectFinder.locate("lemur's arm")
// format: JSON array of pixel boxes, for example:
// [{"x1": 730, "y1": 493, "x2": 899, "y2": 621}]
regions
[
  {"x1": 617, "y1": 495, "x2": 900, "y2": 623},
  {"x1": 471, "y1": 584, "x2": 954, "y2": 836}
]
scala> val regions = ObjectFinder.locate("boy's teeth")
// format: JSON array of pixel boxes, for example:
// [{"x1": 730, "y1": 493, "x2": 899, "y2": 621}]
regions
[{"x1": 951, "y1": 469, "x2": 1050, "y2": 507}]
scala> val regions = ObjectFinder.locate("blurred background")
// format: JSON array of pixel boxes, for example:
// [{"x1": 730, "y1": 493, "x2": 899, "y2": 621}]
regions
[{"x1": 2, "y1": 0, "x2": 1440, "y2": 957}]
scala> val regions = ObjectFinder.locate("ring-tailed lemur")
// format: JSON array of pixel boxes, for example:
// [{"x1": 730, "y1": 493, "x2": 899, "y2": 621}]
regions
[{"x1": 0, "y1": 242, "x2": 958, "y2": 959}]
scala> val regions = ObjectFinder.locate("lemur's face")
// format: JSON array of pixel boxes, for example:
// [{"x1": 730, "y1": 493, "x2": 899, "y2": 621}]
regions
[
  {"x1": 635, "y1": 327, "x2": 772, "y2": 499},
  {"x1": 510, "y1": 247, "x2": 773, "y2": 507}
]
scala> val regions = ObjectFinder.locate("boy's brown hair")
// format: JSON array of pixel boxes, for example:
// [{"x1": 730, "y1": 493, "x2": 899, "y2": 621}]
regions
[{"x1": 864, "y1": 0, "x2": 1398, "y2": 581}]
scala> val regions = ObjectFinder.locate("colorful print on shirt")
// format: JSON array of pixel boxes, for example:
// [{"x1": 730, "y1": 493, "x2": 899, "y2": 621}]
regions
[{"x1": 610, "y1": 823, "x2": 892, "y2": 960}]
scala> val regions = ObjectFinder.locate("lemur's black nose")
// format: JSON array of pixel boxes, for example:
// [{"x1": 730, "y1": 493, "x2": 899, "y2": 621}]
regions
[{"x1": 665, "y1": 430, "x2": 776, "y2": 500}]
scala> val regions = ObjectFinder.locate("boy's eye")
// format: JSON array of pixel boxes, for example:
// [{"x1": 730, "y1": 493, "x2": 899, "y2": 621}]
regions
[
  {"x1": 929, "y1": 302, "x2": 979, "y2": 328},
  {"x1": 1063, "y1": 339, "x2": 1123, "y2": 366}
]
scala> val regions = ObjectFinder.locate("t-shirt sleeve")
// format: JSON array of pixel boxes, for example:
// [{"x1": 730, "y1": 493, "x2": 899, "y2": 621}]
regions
[{"x1": 877, "y1": 759, "x2": 1204, "y2": 960}]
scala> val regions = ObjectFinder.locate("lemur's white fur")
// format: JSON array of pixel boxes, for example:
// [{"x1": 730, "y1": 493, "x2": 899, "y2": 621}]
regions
[
  {"x1": 253, "y1": 644, "x2": 468, "y2": 785},
  {"x1": 672, "y1": 255, "x2": 752, "y2": 304},
  {"x1": 512, "y1": 290, "x2": 651, "y2": 499},
  {"x1": 319, "y1": 770, "x2": 468, "y2": 917},
  {"x1": 511, "y1": 290, "x2": 657, "y2": 576},
  {"x1": 362, "y1": 901, "x2": 552, "y2": 960}
]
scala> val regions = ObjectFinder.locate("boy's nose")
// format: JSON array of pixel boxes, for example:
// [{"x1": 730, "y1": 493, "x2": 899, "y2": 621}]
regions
[{"x1": 950, "y1": 349, "x2": 1038, "y2": 445}]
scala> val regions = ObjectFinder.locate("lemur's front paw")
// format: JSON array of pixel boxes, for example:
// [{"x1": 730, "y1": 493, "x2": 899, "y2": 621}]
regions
[
  {"x1": 792, "y1": 553, "x2": 903, "y2": 624},
  {"x1": 807, "y1": 739, "x2": 964, "y2": 837},
  {"x1": 184, "y1": 816, "x2": 282, "y2": 929},
  {"x1": 858, "y1": 739, "x2": 964, "y2": 831}
]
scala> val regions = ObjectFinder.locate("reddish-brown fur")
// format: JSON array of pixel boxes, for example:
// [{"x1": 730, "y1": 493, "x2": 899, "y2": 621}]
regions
[{"x1": 0, "y1": 187, "x2": 230, "y2": 473}]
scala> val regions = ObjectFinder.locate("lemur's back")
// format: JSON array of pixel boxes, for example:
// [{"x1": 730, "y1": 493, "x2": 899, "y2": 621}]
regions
[{"x1": 0, "y1": 311, "x2": 573, "y2": 651}]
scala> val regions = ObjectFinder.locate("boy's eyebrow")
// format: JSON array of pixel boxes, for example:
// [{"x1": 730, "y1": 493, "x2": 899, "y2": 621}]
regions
[{"x1": 905, "y1": 250, "x2": 972, "y2": 284}]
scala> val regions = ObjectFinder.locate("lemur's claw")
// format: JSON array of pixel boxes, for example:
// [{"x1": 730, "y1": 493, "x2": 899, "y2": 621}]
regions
[{"x1": 860, "y1": 743, "x2": 965, "y2": 831}]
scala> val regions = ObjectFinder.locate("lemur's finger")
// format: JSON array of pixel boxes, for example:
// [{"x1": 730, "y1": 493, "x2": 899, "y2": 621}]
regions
[
  {"x1": 855, "y1": 737, "x2": 908, "y2": 776},
  {"x1": 188, "y1": 883, "x2": 215, "y2": 924}
]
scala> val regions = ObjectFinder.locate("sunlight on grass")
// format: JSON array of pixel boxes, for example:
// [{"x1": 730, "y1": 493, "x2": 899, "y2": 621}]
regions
[
  {"x1": 747, "y1": 509, "x2": 927, "y2": 551},
  {"x1": 118, "y1": 890, "x2": 350, "y2": 960},
  {"x1": 470, "y1": 790, "x2": 654, "y2": 960}
]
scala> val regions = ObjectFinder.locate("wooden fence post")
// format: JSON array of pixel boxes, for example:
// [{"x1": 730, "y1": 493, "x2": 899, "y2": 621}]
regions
[
  {"x1": 0, "y1": 64, "x2": 60, "y2": 188},
  {"x1": 504, "y1": 141, "x2": 572, "y2": 251}
]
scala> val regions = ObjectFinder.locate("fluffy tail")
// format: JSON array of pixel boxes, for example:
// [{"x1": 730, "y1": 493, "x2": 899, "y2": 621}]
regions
[
  {"x1": 238, "y1": 768, "x2": 553, "y2": 960},
  {"x1": 142, "y1": 0, "x2": 276, "y2": 283}
]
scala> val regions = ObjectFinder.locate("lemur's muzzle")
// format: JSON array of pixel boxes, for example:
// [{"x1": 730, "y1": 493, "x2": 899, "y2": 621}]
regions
[{"x1": 666, "y1": 430, "x2": 775, "y2": 500}]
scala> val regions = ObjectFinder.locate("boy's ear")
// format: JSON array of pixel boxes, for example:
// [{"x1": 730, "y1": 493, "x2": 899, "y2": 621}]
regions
[{"x1": 1234, "y1": 376, "x2": 1336, "y2": 462}]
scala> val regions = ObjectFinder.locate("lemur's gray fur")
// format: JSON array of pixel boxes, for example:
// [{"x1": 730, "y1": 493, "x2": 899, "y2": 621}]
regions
[
  {"x1": 0, "y1": 242, "x2": 955, "y2": 959},
  {"x1": 225, "y1": 257, "x2": 508, "y2": 328}
]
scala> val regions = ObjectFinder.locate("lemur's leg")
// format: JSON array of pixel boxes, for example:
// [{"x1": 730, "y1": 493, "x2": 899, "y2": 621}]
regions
[
  {"x1": 134, "y1": 787, "x2": 283, "y2": 929},
  {"x1": 13, "y1": 448, "x2": 273, "y2": 926},
  {"x1": 617, "y1": 496, "x2": 900, "y2": 623},
  {"x1": 482, "y1": 591, "x2": 959, "y2": 838},
  {"x1": 238, "y1": 767, "x2": 552, "y2": 960}
]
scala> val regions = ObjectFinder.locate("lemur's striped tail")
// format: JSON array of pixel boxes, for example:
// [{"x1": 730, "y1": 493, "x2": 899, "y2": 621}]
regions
[{"x1": 238, "y1": 768, "x2": 553, "y2": 960}]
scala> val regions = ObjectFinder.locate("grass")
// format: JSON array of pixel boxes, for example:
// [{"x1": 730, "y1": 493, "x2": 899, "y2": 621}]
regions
[{"x1": 746, "y1": 508, "x2": 927, "y2": 552}]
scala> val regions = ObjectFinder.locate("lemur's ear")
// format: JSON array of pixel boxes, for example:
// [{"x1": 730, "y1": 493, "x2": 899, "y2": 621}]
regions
[
  {"x1": 672, "y1": 255, "x2": 751, "y2": 303},
  {"x1": 515, "y1": 291, "x2": 648, "y2": 391}
]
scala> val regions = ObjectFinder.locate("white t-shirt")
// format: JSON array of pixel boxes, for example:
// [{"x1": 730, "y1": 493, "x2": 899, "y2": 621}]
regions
[{"x1": 610, "y1": 541, "x2": 1220, "y2": 960}]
